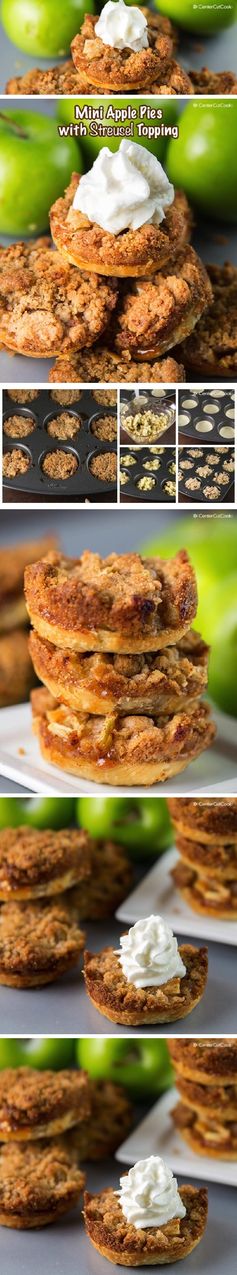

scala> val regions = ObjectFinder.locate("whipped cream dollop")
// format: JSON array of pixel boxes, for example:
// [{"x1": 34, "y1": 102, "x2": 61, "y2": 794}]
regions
[
  {"x1": 116, "y1": 914, "x2": 186, "y2": 988},
  {"x1": 95, "y1": 0, "x2": 148, "y2": 52},
  {"x1": 117, "y1": 1156, "x2": 186, "y2": 1229},
  {"x1": 72, "y1": 141, "x2": 174, "y2": 235}
]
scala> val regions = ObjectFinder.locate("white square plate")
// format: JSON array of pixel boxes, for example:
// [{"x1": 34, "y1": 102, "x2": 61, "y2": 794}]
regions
[
  {"x1": 116, "y1": 1088, "x2": 237, "y2": 1188},
  {"x1": 116, "y1": 847, "x2": 237, "y2": 946},
  {"x1": 0, "y1": 701, "x2": 237, "y2": 795}
]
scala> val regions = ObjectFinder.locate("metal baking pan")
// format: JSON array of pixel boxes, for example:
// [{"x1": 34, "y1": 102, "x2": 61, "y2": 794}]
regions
[
  {"x1": 120, "y1": 390, "x2": 176, "y2": 445},
  {"x1": 178, "y1": 445, "x2": 234, "y2": 504},
  {"x1": 2, "y1": 389, "x2": 117, "y2": 498},
  {"x1": 120, "y1": 447, "x2": 176, "y2": 502},
  {"x1": 178, "y1": 390, "x2": 235, "y2": 443}
]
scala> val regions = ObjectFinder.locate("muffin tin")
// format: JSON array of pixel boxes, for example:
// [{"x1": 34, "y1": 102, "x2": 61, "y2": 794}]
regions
[
  {"x1": 120, "y1": 447, "x2": 176, "y2": 502},
  {"x1": 120, "y1": 390, "x2": 176, "y2": 444},
  {"x1": 178, "y1": 446, "x2": 235, "y2": 504},
  {"x1": 2, "y1": 390, "x2": 117, "y2": 499},
  {"x1": 178, "y1": 390, "x2": 235, "y2": 443}
]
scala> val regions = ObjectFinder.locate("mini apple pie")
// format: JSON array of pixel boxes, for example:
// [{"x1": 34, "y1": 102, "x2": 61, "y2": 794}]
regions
[
  {"x1": 84, "y1": 1180, "x2": 208, "y2": 1266},
  {"x1": 0, "y1": 629, "x2": 36, "y2": 709},
  {"x1": 71, "y1": 9, "x2": 174, "y2": 91},
  {"x1": 0, "y1": 534, "x2": 56, "y2": 634},
  {"x1": 0, "y1": 825, "x2": 91, "y2": 902},
  {"x1": 50, "y1": 173, "x2": 191, "y2": 278},
  {"x1": 72, "y1": 839, "x2": 133, "y2": 919},
  {"x1": 71, "y1": 1080, "x2": 133, "y2": 1160},
  {"x1": 25, "y1": 548, "x2": 197, "y2": 654},
  {"x1": 0, "y1": 238, "x2": 117, "y2": 357},
  {"x1": 172, "y1": 861, "x2": 237, "y2": 919},
  {"x1": 29, "y1": 628, "x2": 208, "y2": 716},
  {"x1": 114, "y1": 248, "x2": 212, "y2": 359},
  {"x1": 190, "y1": 68, "x2": 237, "y2": 96},
  {"x1": 168, "y1": 1038, "x2": 237, "y2": 1084},
  {"x1": 0, "y1": 1067, "x2": 90, "y2": 1141},
  {"x1": 176, "y1": 1077, "x2": 237, "y2": 1121},
  {"x1": 168, "y1": 798, "x2": 237, "y2": 843},
  {"x1": 0, "y1": 896, "x2": 85, "y2": 988},
  {"x1": 0, "y1": 1138, "x2": 84, "y2": 1229},
  {"x1": 173, "y1": 1102, "x2": 237, "y2": 1160},
  {"x1": 84, "y1": 941, "x2": 208, "y2": 1025},
  {"x1": 31, "y1": 687, "x2": 215, "y2": 787},
  {"x1": 174, "y1": 835, "x2": 237, "y2": 881},
  {"x1": 49, "y1": 345, "x2": 185, "y2": 384}
]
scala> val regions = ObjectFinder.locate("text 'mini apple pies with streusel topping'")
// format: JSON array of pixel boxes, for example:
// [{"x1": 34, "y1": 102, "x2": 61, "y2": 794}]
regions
[
  {"x1": 84, "y1": 1154, "x2": 208, "y2": 1265},
  {"x1": 84, "y1": 913, "x2": 208, "y2": 1025}
]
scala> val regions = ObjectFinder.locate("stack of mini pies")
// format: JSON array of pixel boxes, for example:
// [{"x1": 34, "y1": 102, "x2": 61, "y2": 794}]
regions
[
  {"x1": 168, "y1": 798, "x2": 237, "y2": 920},
  {"x1": 24, "y1": 547, "x2": 216, "y2": 786},
  {"x1": 0, "y1": 824, "x2": 132, "y2": 988},
  {"x1": 169, "y1": 1038, "x2": 237, "y2": 1161},
  {"x1": 0, "y1": 1067, "x2": 132, "y2": 1228}
]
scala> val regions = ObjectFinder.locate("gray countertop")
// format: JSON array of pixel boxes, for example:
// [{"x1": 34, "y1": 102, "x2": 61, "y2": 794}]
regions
[
  {"x1": 0, "y1": 911, "x2": 236, "y2": 1036},
  {"x1": 0, "y1": 1153, "x2": 236, "y2": 1275},
  {"x1": 0, "y1": 10, "x2": 236, "y2": 92}
]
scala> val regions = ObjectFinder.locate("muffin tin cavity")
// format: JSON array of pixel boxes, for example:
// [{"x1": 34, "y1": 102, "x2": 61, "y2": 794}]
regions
[
  {"x1": 178, "y1": 389, "x2": 235, "y2": 442},
  {"x1": 3, "y1": 409, "x2": 36, "y2": 438},
  {"x1": 2, "y1": 443, "x2": 32, "y2": 478},
  {"x1": 2, "y1": 390, "x2": 117, "y2": 499},
  {"x1": 120, "y1": 448, "x2": 176, "y2": 502},
  {"x1": 178, "y1": 446, "x2": 235, "y2": 504}
]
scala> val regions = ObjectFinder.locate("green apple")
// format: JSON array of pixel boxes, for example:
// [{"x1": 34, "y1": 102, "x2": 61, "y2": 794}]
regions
[
  {"x1": 57, "y1": 97, "x2": 180, "y2": 166},
  {"x1": 77, "y1": 797, "x2": 172, "y2": 861},
  {"x1": 0, "y1": 796, "x2": 75, "y2": 828},
  {"x1": 140, "y1": 517, "x2": 237, "y2": 641},
  {"x1": 1, "y1": 0, "x2": 95, "y2": 57},
  {"x1": 166, "y1": 101, "x2": 237, "y2": 223},
  {"x1": 209, "y1": 616, "x2": 237, "y2": 718},
  {"x1": 76, "y1": 1039, "x2": 173, "y2": 1099},
  {"x1": 156, "y1": 0, "x2": 237, "y2": 34},
  {"x1": 0, "y1": 110, "x2": 81, "y2": 235},
  {"x1": 0, "y1": 1038, "x2": 74, "y2": 1069}
]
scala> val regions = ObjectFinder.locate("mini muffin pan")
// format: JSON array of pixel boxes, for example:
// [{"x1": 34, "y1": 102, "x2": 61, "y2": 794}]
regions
[
  {"x1": 120, "y1": 447, "x2": 176, "y2": 502},
  {"x1": 178, "y1": 390, "x2": 235, "y2": 443},
  {"x1": 178, "y1": 446, "x2": 235, "y2": 504},
  {"x1": 120, "y1": 390, "x2": 176, "y2": 444},
  {"x1": 2, "y1": 390, "x2": 117, "y2": 499}
]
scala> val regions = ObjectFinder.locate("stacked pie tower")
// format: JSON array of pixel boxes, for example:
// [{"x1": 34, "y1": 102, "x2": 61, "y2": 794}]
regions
[
  {"x1": 24, "y1": 548, "x2": 216, "y2": 786},
  {"x1": 168, "y1": 1038, "x2": 237, "y2": 1162},
  {"x1": 0, "y1": 1066, "x2": 132, "y2": 1229},
  {"x1": 168, "y1": 798, "x2": 237, "y2": 921}
]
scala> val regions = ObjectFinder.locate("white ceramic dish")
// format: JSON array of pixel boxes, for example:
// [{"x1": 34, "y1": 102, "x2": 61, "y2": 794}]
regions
[
  {"x1": 116, "y1": 1087, "x2": 237, "y2": 1188},
  {"x1": 0, "y1": 702, "x2": 236, "y2": 795},
  {"x1": 116, "y1": 846, "x2": 237, "y2": 946}
]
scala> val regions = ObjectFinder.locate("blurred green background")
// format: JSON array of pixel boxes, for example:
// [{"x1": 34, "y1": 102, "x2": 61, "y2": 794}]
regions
[{"x1": 0, "y1": 1035, "x2": 173, "y2": 1098}]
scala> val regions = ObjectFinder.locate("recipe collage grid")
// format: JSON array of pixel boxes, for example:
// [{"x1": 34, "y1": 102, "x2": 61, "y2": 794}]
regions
[{"x1": 0, "y1": 3, "x2": 237, "y2": 1275}]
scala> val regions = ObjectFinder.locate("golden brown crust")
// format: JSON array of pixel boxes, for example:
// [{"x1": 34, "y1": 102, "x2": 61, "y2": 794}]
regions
[
  {"x1": 4, "y1": 414, "x2": 36, "y2": 439},
  {"x1": 46, "y1": 411, "x2": 82, "y2": 441},
  {"x1": 180, "y1": 263, "x2": 237, "y2": 378},
  {"x1": 71, "y1": 1080, "x2": 133, "y2": 1160},
  {"x1": 0, "y1": 897, "x2": 85, "y2": 989},
  {"x1": 173, "y1": 1102, "x2": 237, "y2": 1160},
  {"x1": 150, "y1": 61, "x2": 193, "y2": 95},
  {"x1": 84, "y1": 942, "x2": 208, "y2": 1025},
  {"x1": 5, "y1": 59, "x2": 98, "y2": 96},
  {"x1": 0, "y1": 238, "x2": 117, "y2": 357},
  {"x1": 0, "y1": 629, "x2": 36, "y2": 709},
  {"x1": 71, "y1": 10, "x2": 174, "y2": 90},
  {"x1": 168, "y1": 1038, "x2": 237, "y2": 1084},
  {"x1": 49, "y1": 346, "x2": 185, "y2": 384},
  {"x1": 175, "y1": 834, "x2": 237, "y2": 881},
  {"x1": 176, "y1": 1077, "x2": 237, "y2": 1121},
  {"x1": 84, "y1": 1183, "x2": 208, "y2": 1265},
  {"x1": 168, "y1": 798, "x2": 237, "y2": 842},
  {"x1": 0, "y1": 1067, "x2": 90, "y2": 1140},
  {"x1": 25, "y1": 548, "x2": 197, "y2": 652},
  {"x1": 114, "y1": 248, "x2": 212, "y2": 360},
  {"x1": 72, "y1": 840, "x2": 132, "y2": 920},
  {"x1": 0, "y1": 1138, "x2": 84, "y2": 1228},
  {"x1": 29, "y1": 628, "x2": 209, "y2": 717},
  {"x1": 172, "y1": 860, "x2": 237, "y2": 919},
  {"x1": 0, "y1": 535, "x2": 57, "y2": 619},
  {"x1": 31, "y1": 686, "x2": 215, "y2": 788},
  {"x1": 190, "y1": 67, "x2": 237, "y2": 95},
  {"x1": 50, "y1": 175, "x2": 191, "y2": 279},
  {"x1": 0, "y1": 825, "x2": 91, "y2": 901}
]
